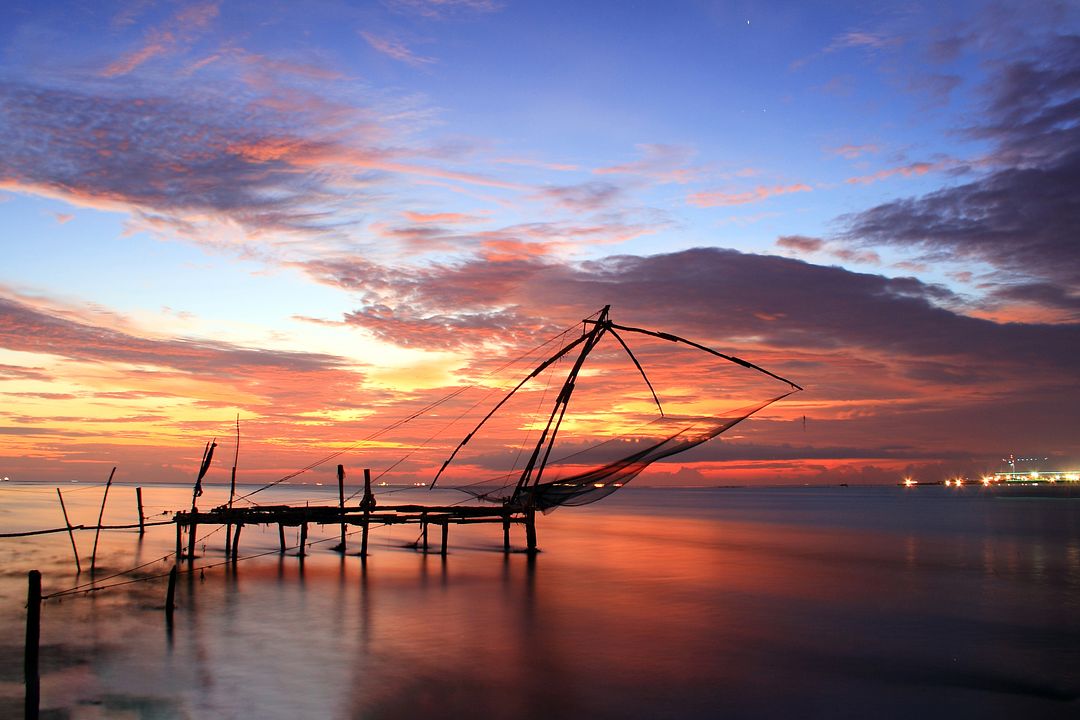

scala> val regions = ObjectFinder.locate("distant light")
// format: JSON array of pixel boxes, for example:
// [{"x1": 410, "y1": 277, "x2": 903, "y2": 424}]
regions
[
  {"x1": 903, "y1": 478, "x2": 916, "y2": 487},
  {"x1": 955, "y1": 478, "x2": 963, "y2": 486},
  {"x1": 593, "y1": 483, "x2": 605, "y2": 488},
  {"x1": 982, "y1": 476, "x2": 991, "y2": 486},
  {"x1": 1030, "y1": 472, "x2": 1039, "y2": 479},
  {"x1": 944, "y1": 479, "x2": 951, "y2": 487}
]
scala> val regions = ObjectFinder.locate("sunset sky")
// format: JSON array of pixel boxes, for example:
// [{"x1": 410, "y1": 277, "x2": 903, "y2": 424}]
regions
[{"x1": 1, "y1": 0, "x2": 1078, "y2": 488}]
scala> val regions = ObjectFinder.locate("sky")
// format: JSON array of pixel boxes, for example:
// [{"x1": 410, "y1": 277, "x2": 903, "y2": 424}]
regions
[{"x1": 1, "y1": 0, "x2": 1078, "y2": 489}]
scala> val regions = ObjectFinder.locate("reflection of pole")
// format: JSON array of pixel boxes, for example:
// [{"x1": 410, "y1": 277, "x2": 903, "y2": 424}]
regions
[
  {"x1": 56, "y1": 489, "x2": 81, "y2": 572},
  {"x1": 25, "y1": 570, "x2": 41, "y2": 720},
  {"x1": 90, "y1": 467, "x2": 116, "y2": 571},
  {"x1": 165, "y1": 565, "x2": 177, "y2": 621}
]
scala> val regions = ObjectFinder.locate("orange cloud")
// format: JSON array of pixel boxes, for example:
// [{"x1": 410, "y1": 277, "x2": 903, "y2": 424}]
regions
[
  {"x1": 687, "y1": 183, "x2": 812, "y2": 207},
  {"x1": 402, "y1": 211, "x2": 486, "y2": 224},
  {"x1": 845, "y1": 161, "x2": 938, "y2": 185}
]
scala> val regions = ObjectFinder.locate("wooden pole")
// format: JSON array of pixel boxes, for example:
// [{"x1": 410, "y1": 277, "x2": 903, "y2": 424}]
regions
[
  {"x1": 186, "y1": 520, "x2": 198, "y2": 564},
  {"x1": 503, "y1": 515, "x2": 511, "y2": 553},
  {"x1": 337, "y1": 464, "x2": 346, "y2": 552},
  {"x1": 361, "y1": 513, "x2": 369, "y2": 557},
  {"x1": 56, "y1": 488, "x2": 81, "y2": 572},
  {"x1": 90, "y1": 466, "x2": 116, "y2": 571},
  {"x1": 231, "y1": 523, "x2": 243, "y2": 560},
  {"x1": 278, "y1": 523, "x2": 286, "y2": 553},
  {"x1": 298, "y1": 522, "x2": 308, "y2": 557},
  {"x1": 441, "y1": 521, "x2": 448, "y2": 557},
  {"x1": 421, "y1": 514, "x2": 428, "y2": 551},
  {"x1": 175, "y1": 517, "x2": 183, "y2": 560},
  {"x1": 25, "y1": 570, "x2": 41, "y2": 720},
  {"x1": 135, "y1": 486, "x2": 145, "y2": 536},
  {"x1": 525, "y1": 508, "x2": 537, "y2": 554},
  {"x1": 165, "y1": 565, "x2": 177, "y2": 621},
  {"x1": 226, "y1": 415, "x2": 240, "y2": 559}
]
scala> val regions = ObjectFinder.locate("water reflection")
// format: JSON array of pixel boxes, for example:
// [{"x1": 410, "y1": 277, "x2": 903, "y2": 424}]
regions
[{"x1": 1, "y1": 484, "x2": 1079, "y2": 718}]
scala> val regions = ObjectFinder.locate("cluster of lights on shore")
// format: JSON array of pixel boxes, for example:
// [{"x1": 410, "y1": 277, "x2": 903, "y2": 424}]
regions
[{"x1": 903, "y1": 471, "x2": 1080, "y2": 488}]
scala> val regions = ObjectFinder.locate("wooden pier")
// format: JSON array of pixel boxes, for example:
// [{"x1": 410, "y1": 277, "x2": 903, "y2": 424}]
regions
[{"x1": 175, "y1": 502, "x2": 537, "y2": 557}]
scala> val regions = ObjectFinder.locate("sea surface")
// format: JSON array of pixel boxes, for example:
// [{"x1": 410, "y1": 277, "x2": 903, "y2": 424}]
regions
[{"x1": 1, "y1": 481, "x2": 1078, "y2": 719}]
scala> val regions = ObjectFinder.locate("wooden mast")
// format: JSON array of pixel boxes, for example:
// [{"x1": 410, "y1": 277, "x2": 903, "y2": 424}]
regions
[{"x1": 511, "y1": 305, "x2": 610, "y2": 505}]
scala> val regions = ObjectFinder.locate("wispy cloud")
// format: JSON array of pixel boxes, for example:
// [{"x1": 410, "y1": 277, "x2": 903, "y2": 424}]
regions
[
  {"x1": 101, "y1": 1, "x2": 220, "y2": 77},
  {"x1": 383, "y1": 0, "x2": 503, "y2": 19},
  {"x1": 829, "y1": 143, "x2": 880, "y2": 159},
  {"x1": 360, "y1": 31, "x2": 437, "y2": 67},
  {"x1": 687, "y1": 183, "x2": 811, "y2": 207},
  {"x1": 594, "y1": 144, "x2": 701, "y2": 184}
]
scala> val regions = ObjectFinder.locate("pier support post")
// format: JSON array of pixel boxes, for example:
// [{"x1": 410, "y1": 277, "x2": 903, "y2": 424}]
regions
[
  {"x1": 421, "y1": 514, "x2": 428, "y2": 551},
  {"x1": 186, "y1": 521, "x2": 198, "y2": 564},
  {"x1": 231, "y1": 524, "x2": 242, "y2": 560},
  {"x1": 441, "y1": 521, "x2": 448, "y2": 557},
  {"x1": 337, "y1": 464, "x2": 347, "y2": 552},
  {"x1": 25, "y1": 570, "x2": 40, "y2": 720},
  {"x1": 136, "y1": 486, "x2": 145, "y2": 536},
  {"x1": 502, "y1": 514, "x2": 510, "y2": 553},
  {"x1": 298, "y1": 522, "x2": 308, "y2": 557},
  {"x1": 175, "y1": 518, "x2": 183, "y2": 560},
  {"x1": 278, "y1": 523, "x2": 286, "y2": 554},
  {"x1": 361, "y1": 512, "x2": 370, "y2": 557},
  {"x1": 225, "y1": 524, "x2": 232, "y2": 560},
  {"x1": 525, "y1": 508, "x2": 537, "y2": 554}
]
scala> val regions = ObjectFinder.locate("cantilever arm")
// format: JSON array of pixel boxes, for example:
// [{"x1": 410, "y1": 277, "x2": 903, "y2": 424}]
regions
[
  {"x1": 429, "y1": 332, "x2": 590, "y2": 488},
  {"x1": 607, "y1": 322, "x2": 804, "y2": 391},
  {"x1": 608, "y1": 328, "x2": 664, "y2": 417}
]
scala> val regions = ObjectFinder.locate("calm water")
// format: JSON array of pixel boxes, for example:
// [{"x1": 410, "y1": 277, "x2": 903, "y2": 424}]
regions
[{"x1": 1, "y1": 482, "x2": 1079, "y2": 719}]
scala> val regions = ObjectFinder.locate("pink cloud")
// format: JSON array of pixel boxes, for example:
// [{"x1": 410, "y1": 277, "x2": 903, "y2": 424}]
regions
[
  {"x1": 845, "y1": 161, "x2": 939, "y2": 185},
  {"x1": 402, "y1": 211, "x2": 486, "y2": 224},
  {"x1": 688, "y1": 183, "x2": 812, "y2": 207},
  {"x1": 101, "y1": 1, "x2": 220, "y2": 77},
  {"x1": 830, "y1": 143, "x2": 880, "y2": 159},
  {"x1": 594, "y1": 144, "x2": 700, "y2": 184},
  {"x1": 360, "y1": 31, "x2": 436, "y2": 67}
]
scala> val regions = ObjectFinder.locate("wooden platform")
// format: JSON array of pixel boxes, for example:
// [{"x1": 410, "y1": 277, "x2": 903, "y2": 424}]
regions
[{"x1": 174, "y1": 502, "x2": 538, "y2": 558}]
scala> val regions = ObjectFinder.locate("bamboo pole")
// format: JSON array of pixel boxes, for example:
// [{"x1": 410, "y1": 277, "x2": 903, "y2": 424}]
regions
[
  {"x1": 25, "y1": 570, "x2": 41, "y2": 720},
  {"x1": 90, "y1": 467, "x2": 116, "y2": 571},
  {"x1": 226, "y1": 416, "x2": 240, "y2": 558},
  {"x1": 56, "y1": 488, "x2": 81, "y2": 572},
  {"x1": 337, "y1": 464, "x2": 346, "y2": 552},
  {"x1": 231, "y1": 523, "x2": 242, "y2": 560},
  {"x1": 525, "y1": 508, "x2": 537, "y2": 554},
  {"x1": 135, "y1": 487, "x2": 145, "y2": 535}
]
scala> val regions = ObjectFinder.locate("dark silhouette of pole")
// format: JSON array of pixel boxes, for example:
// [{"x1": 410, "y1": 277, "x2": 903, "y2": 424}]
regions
[
  {"x1": 135, "y1": 487, "x2": 145, "y2": 536},
  {"x1": 56, "y1": 489, "x2": 81, "y2": 572},
  {"x1": 25, "y1": 570, "x2": 41, "y2": 720},
  {"x1": 337, "y1": 464, "x2": 346, "y2": 552},
  {"x1": 90, "y1": 467, "x2": 116, "y2": 571}
]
